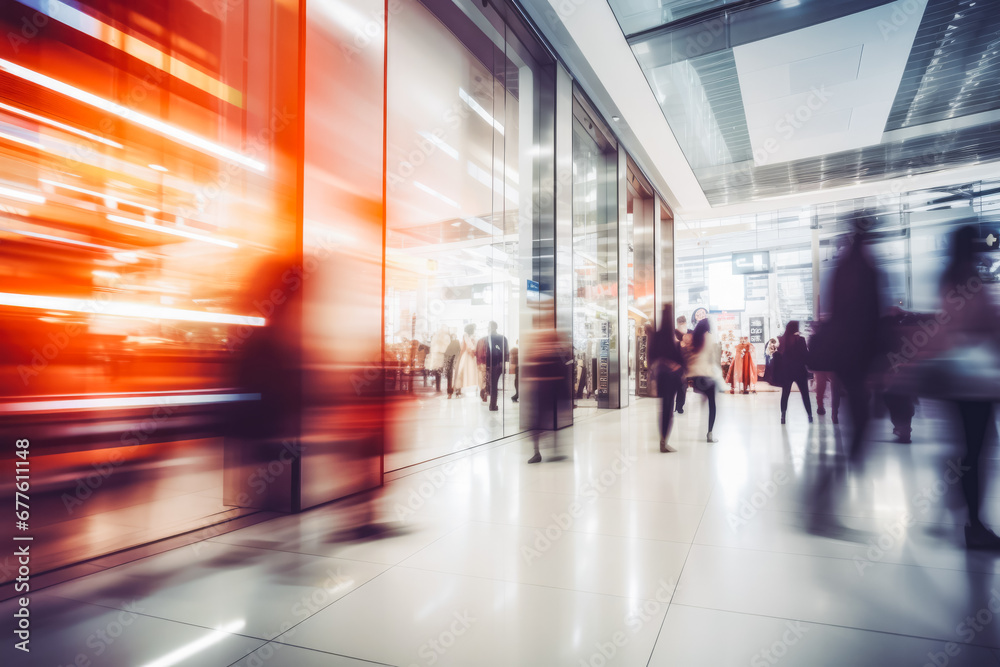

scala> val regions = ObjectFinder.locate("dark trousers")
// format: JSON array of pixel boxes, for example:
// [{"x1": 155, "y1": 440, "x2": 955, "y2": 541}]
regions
[
  {"x1": 575, "y1": 364, "x2": 587, "y2": 399},
  {"x1": 512, "y1": 366, "x2": 519, "y2": 400},
  {"x1": 443, "y1": 357, "x2": 455, "y2": 395},
  {"x1": 488, "y1": 364, "x2": 503, "y2": 409},
  {"x1": 838, "y1": 371, "x2": 870, "y2": 465},
  {"x1": 884, "y1": 392, "x2": 915, "y2": 436},
  {"x1": 781, "y1": 375, "x2": 812, "y2": 417},
  {"x1": 675, "y1": 377, "x2": 687, "y2": 411},
  {"x1": 956, "y1": 401, "x2": 992, "y2": 527},
  {"x1": 815, "y1": 372, "x2": 841, "y2": 418},
  {"x1": 657, "y1": 369, "x2": 680, "y2": 440},
  {"x1": 691, "y1": 377, "x2": 717, "y2": 432}
]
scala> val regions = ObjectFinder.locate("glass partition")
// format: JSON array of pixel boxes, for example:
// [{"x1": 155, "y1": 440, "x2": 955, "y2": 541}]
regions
[
  {"x1": 0, "y1": 0, "x2": 300, "y2": 571},
  {"x1": 572, "y1": 108, "x2": 619, "y2": 413},
  {"x1": 382, "y1": 0, "x2": 554, "y2": 470}
]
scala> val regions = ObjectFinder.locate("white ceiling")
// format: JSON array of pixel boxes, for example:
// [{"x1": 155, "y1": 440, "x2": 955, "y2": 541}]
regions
[
  {"x1": 734, "y1": 0, "x2": 926, "y2": 167},
  {"x1": 524, "y1": 0, "x2": 711, "y2": 213},
  {"x1": 521, "y1": 0, "x2": 1000, "y2": 221}
]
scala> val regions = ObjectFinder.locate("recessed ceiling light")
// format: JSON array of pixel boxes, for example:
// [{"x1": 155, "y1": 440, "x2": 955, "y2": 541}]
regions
[
  {"x1": 148, "y1": 164, "x2": 168, "y2": 172},
  {"x1": 612, "y1": 115, "x2": 621, "y2": 122}
]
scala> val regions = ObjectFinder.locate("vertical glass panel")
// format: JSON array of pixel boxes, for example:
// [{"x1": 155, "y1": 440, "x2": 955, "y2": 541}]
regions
[
  {"x1": 382, "y1": 0, "x2": 551, "y2": 469},
  {"x1": 572, "y1": 117, "x2": 618, "y2": 414},
  {"x1": 0, "y1": 0, "x2": 299, "y2": 572},
  {"x1": 299, "y1": 0, "x2": 385, "y2": 509}
]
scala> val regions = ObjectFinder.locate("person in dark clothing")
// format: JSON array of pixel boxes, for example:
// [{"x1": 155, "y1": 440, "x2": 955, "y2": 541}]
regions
[
  {"x1": 674, "y1": 315, "x2": 690, "y2": 413},
  {"x1": 525, "y1": 329, "x2": 572, "y2": 463},
  {"x1": 829, "y1": 224, "x2": 881, "y2": 463},
  {"x1": 778, "y1": 321, "x2": 812, "y2": 424},
  {"x1": 807, "y1": 220, "x2": 882, "y2": 540},
  {"x1": 878, "y1": 310, "x2": 921, "y2": 443},
  {"x1": 510, "y1": 341, "x2": 519, "y2": 402},
  {"x1": 651, "y1": 305, "x2": 685, "y2": 452},
  {"x1": 938, "y1": 225, "x2": 1000, "y2": 550},
  {"x1": 486, "y1": 321, "x2": 509, "y2": 411},
  {"x1": 442, "y1": 335, "x2": 460, "y2": 398},
  {"x1": 476, "y1": 335, "x2": 489, "y2": 402}
]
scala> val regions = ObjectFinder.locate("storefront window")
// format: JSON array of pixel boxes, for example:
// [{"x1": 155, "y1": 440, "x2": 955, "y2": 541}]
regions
[
  {"x1": 383, "y1": 0, "x2": 554, "y2": 469},
  {"x1": 571, "y1": 111, "x2": 618, "y2": 412},
  {"x1": 0, "y1": 0, "x2": 299, "y2": 571}
]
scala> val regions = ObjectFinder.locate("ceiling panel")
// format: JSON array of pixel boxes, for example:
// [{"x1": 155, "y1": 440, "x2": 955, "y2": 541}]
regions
[
  {"x1": 613, "y1": 0, "x2": 1000, "y2": 207},
  {"x1": 886, "y1": 0, "x2": 1000, "y2": 131},
  {"x1": 736, "y1": 2, "x2": 924, "y2": 166}
]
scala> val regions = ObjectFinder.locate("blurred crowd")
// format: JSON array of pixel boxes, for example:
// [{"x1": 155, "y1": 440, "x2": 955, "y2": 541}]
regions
[{"x1": 646, "y1": 218, "x2": 1000, "y2": 551}]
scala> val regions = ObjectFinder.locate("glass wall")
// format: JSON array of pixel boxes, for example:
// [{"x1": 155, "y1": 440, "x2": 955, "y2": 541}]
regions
[
  {"x1": 383, "y1": 0, "x2": 555, "y2": 470},
  {"x1": 625, "y1": 163, "x2": 656, "y2": 397},
  {"x1": 571, "y1": 103, "x2": 619, "y2": 413},
  {"x1": 0, "y1": 0, "x2": 301, "y2": 571},
  {"x1": 0, "y1": 0, "x2": 670, "y2": 580}
]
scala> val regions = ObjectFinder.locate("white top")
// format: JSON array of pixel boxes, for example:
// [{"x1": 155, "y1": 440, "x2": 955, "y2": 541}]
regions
[{"x1": 686, "y1": 332, "x2": 719, "y2": 378}]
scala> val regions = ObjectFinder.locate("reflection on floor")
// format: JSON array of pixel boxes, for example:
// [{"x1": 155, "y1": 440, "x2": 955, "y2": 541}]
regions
[
  {"x1": 386, "y1": 376, "x2": 522, "y2": 471},
  {"x1": 0, "y1": 438, "x2": 250, "y2": 581},
  {"x1": 5, "y1": 393, "x2": 1000, "y2": 666}
]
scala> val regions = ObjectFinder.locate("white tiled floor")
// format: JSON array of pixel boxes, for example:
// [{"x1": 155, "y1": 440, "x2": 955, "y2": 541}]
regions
[{"x1": 6, "y1": 392, "x2": 1000, "y2": 666}]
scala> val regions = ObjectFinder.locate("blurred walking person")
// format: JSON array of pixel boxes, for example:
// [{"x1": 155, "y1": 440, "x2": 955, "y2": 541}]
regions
[
  {"x1": 686, "y1": 318, "x2": 721, "y2": 443},
  {"x1": 650, "y1": 305, "x2": 685, "y2": 452},
  {"x1": 806, "y1": 218, "x2": 882, "y2": 539},
  {"x1": 442, "y1": 334, "x2": 460, "y2": 398},
  {"x1": 509, "y1": 340, "x2": 519, "y2": 403},
  {"x1": 525, "y1": 328, "x2": 572, "y2": 464},
  {"x1": 485, "y1": 321, "x2": 509, "y2": 412},
  {"x1": 829, "y1": 220, "x2": 881, "y2": 464},
  {"x1": 813, "y1": 371, "x2": 840, "y2": 422},
  {"x1": 778, "y1": 321, "x2": 812, "y2": 424},
  {"x1": 674, "y1": 315, "x2": 691, "y2": 414},
  {"x1": 936, "y1": 225, "x2": 1000, "y2": 549},
  {"x1": 454, "y1": 323, "x2": 478, "y2": 397}
]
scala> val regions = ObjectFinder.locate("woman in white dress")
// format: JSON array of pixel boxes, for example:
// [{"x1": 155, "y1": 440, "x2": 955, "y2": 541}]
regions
[{"x1": 454, "y1": 323, "x2": 479, "y2": 396}]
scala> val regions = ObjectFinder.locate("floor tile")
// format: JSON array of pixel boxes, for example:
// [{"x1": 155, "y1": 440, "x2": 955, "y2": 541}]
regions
[
  {"x1": 649, "y1": 604, "x2": 1000, "y2": 666},
  {"x1": 45, "y1": 541, "x2": 387, "y2": 640},
  {"x1": 0, "y1": 592, "x2": 264, "y2": 667},
  {"x1": 276, "y1": 566, "x2": 670, "y2": 667}
]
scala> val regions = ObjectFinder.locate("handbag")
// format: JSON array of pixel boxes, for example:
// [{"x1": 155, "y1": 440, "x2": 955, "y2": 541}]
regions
[{"x1": 765, "y1": 350, "x2": 785, "y2": 386}]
